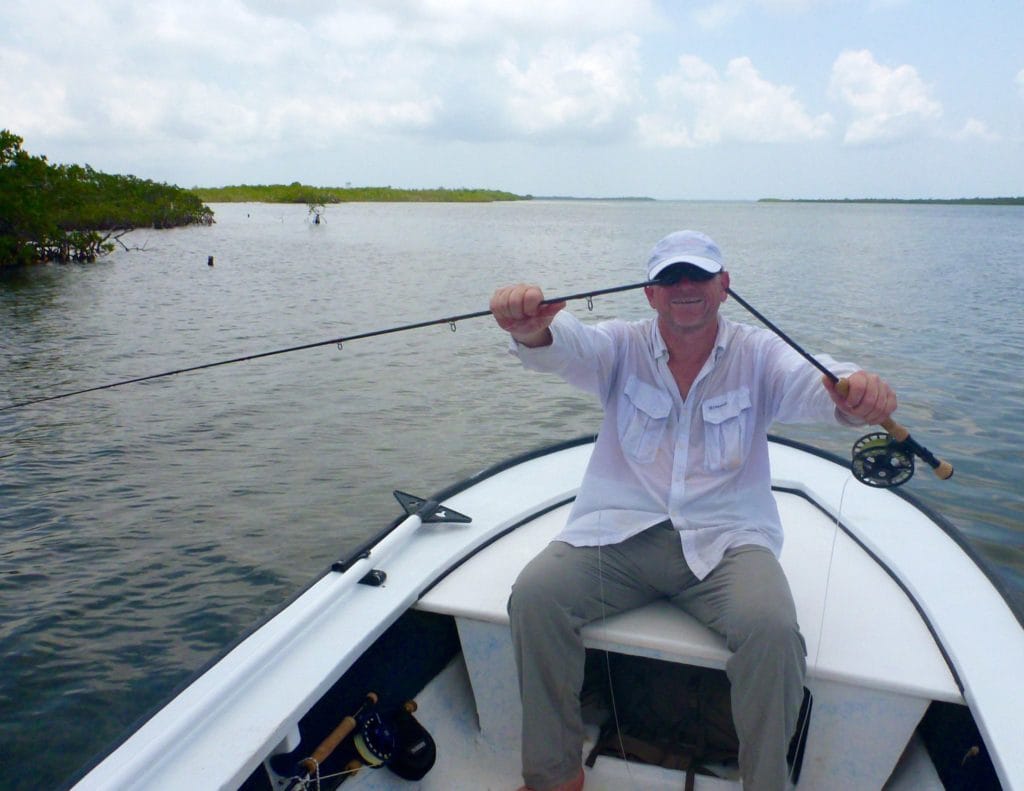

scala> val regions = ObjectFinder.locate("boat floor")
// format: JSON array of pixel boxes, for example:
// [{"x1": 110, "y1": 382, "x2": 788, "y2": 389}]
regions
[
  {"x1": 339, "y1": 650, "x2": 941, "y2": 791},
  {"x1": 344, "y1": 651, "x2": 735, "y2": 791}
]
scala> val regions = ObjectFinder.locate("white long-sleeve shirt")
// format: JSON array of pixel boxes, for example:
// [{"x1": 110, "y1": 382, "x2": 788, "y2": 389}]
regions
[{"x1": 512, "y1": 310, "x2": 859, "y2": 579}]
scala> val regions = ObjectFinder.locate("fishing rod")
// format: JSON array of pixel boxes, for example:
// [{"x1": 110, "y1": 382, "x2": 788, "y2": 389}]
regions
[
  {"x1": 4, "y1": 275, "x2": 953, "y2": 488},
  {"x1": 1, "y1": 280, "x2": 653, "y2": 412},
  {"x1": 727, "y1": 286, "x2": 954, "y2": 487}
]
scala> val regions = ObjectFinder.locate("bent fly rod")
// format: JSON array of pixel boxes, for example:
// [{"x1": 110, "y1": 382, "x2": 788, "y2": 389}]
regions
[
  {"x1": 3, "y1": 275, "x2": 953, "y2": 488},
  {"x1": 0, "y1": 280, "x2": 652, "y2": 412},
  {"x1": 726, "y1": 286, "x2": 954, "y2": 487}
]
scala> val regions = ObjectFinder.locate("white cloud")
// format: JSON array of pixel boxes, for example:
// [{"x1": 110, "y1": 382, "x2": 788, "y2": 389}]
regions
[
  {"x1": 693, "y1": 0, "x2": 745, "y2": 30},
  {"x1": 145, "y1": 2, "x2": 304, "y2": 66},
  {"x1": 693, "y1": 0, "x2": 835, "y2": 30},
  {"x1": 828, "y1": 49, "x2": 942, "y2": 145},
  {"x1": 1, "y1": 0, "x2": 660, "y2": 157},
  {"x1": 638, "y1": 55, "x2": 833, "y2": 147},
  {"x1": 411, "y1": 0, "x2": 657, "y2": 39},
  {"x1": 0, "y1": 47, "x2": 82, "y2": 137},
  {"x1": 3, "y1": 0, "x2": 1019, "y2": 196},
  {"x1": 304, "y1": 0, "x2": 658, "y2": 51},
  {"x1": 951, "y1": 118, "x2": 1000, "y2": 143},
  {"x1": 497, "y1": 36, "x2": 642, "y2": 138}
]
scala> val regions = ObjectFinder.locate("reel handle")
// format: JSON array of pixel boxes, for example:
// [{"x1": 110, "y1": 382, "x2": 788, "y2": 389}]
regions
[
  {"x1": 836, "y1": 379, "x2": 954, "y2": 480},
  {"x1": 879, "y1": 417, "x2": 954, "y2": 480}
]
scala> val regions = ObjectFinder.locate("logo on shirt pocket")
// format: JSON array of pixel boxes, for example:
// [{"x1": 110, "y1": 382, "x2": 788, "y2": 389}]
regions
[
  {"x1": 702, "y1": 387, "x2": 752, "y2": 471},
  {"x1": 618, "y1": 375, "x2": 672, "y2": 464}
]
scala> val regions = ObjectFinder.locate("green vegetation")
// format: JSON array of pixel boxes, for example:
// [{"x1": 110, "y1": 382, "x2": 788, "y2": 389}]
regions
[
  {"x1": 759, "y1": 197, "x2": 1024, "y2": 205},
  {"x1": 536, "y1": 195, "x2": 656, "y2": 201},
  {"x1": 1, "y1": 130, "x2": 213, "y2": 268},
  {"x1": 189, "y1": 182, "x2": 528, "y2": 204}
]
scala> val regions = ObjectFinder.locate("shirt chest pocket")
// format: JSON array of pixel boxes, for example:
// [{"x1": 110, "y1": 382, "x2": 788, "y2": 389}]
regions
[
  {"x1": 618, "y1": 375, "x2": 673, "y2": 464},
  {"x1": 702, "y1": 388, "x2": 752, "y2": 471}
]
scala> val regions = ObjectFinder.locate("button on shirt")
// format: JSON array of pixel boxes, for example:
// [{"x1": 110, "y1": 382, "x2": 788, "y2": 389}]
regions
[{"x1": 513, "y1": 311, "x2": 859, "y2": 579}]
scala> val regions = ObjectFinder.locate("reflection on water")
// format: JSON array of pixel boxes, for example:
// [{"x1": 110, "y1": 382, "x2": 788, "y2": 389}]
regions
[{"x1": 2, "y1": 200, "x2": 1022, "y2": 789}]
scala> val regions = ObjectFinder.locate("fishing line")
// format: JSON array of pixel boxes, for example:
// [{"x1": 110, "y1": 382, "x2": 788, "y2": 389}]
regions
[
  {"x1": 596, "y1": 537, "x2": 639, "y2": 790},
  {"x1": 812, "y1": 475, "x2": 854, "y2": 670},
  {"x1": 1, "y1": 280, "x2": 654, "y2": 412},
  {"x1": 288, "y1": 761, "x2": 362, "y2": 791}
]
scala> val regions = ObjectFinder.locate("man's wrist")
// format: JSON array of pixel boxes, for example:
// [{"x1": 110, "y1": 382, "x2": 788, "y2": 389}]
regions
[{"x1": 512, "y1": 328, "x2": 553, "y2": 348}]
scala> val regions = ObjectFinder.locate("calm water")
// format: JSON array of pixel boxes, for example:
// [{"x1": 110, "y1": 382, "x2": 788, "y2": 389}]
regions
[{"x1": 2, "y1": 200, "x2": 1022, "y2": 789}]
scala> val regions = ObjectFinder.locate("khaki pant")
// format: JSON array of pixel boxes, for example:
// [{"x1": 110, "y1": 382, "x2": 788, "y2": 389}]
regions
[{"x1": 508, "y1": 523, "x2": 806, "y2": 791}]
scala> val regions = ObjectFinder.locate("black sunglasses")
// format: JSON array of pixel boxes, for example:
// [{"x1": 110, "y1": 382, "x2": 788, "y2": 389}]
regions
[{"x1": 654, "y1": 263, "x2": 718, "y2": 285}]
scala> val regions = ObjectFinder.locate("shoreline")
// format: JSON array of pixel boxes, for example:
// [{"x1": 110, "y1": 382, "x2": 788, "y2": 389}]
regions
[
  {"x1": 189, "y1": 184, "x2": 528, "y2": 203},
  {"x1": 758, "y1": 197, "x2": 1024, "y2": 206}
]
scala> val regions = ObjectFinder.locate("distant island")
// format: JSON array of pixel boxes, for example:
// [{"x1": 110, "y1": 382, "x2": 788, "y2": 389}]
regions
[
  {"x1": 189, "y1": 183, "x2": 528, "y2": 204},
  {"x1": 533, "y1": 195, "x2": 656, "y2": 202},
  {"x1": 758, "y1": 197, "x2": 1024, "y2": 205}
]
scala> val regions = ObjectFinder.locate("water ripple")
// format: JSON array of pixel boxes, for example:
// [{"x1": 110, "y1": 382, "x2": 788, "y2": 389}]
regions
[{"x1": 2, "y1": 200, "x2": 1022, "y2": 790}]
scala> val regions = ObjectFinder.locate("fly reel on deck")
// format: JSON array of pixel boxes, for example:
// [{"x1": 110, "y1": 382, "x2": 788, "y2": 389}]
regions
[
  {"x1": 851, "y1": 432, "x2": 915, "y2": 488},
  {"x1": 353, "y1": 710, "x2": 396, "y2": 768}
]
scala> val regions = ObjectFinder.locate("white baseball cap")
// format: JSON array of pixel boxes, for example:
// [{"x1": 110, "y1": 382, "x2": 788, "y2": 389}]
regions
[{"x1": 645, "y1": 230, "x2": 724, "y2": 281}]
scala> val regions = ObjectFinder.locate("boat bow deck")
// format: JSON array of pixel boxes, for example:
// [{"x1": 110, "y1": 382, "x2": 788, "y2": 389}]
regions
[{"x1": 72, "y1": 436, "x2": 1023, "y2": 791}]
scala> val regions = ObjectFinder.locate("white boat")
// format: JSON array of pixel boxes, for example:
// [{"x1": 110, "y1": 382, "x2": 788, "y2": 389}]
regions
[{"x1": 71, "y1": 435, "x2": 1023, "y2": 791}]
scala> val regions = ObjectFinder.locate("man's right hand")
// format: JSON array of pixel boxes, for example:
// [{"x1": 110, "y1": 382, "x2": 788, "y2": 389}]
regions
[{"x1": 489, "y1": 285, "x2": 566, "y2": 348}]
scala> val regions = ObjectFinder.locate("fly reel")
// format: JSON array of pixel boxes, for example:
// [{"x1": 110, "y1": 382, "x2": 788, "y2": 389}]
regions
[
  {"x1": 353, "y1": 710, "x2": 396, "y2": 767},
  {"x1": 851, "y1": 432, "x2": 915, "y2": 488}
]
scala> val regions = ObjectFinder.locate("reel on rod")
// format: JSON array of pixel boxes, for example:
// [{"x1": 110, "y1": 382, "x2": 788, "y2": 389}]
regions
[
  {"x1": 851, "y1": 432, "x2": 915, "y2": 488},
  {"x1": 725, "y1": 286, "x2": 953, "y2": 489}
]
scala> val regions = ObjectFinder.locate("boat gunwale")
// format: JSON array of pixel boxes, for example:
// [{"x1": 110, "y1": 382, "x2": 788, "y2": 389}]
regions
[
  {"x1": 66, "y1": 436, "x2": 597, "y2": 789},
  {"x1": 767, "y1": 434, "x2": 1023, "y2": 630}
]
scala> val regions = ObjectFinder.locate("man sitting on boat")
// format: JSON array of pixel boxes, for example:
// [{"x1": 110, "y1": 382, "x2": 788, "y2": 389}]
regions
[{"x1": 489, "y1": 230, "x2": 897, "y2": 791}]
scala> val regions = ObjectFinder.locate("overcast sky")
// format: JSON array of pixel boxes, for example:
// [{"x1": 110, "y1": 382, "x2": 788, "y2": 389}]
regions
[{"x1": 2, "y1": 0, "x2": 1022, "y2": 199}]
